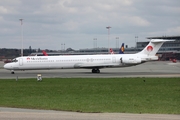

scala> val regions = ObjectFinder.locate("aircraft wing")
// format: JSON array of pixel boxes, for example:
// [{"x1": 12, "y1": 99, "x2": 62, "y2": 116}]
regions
[{"x1": 74, "y1": 63, "x2": 114, "y2": 69}]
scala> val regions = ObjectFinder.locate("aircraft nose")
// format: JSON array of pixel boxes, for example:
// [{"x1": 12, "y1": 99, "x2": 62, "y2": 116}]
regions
[{"x1": 4, "y1": 64, "x2": 11, "y2": 70}]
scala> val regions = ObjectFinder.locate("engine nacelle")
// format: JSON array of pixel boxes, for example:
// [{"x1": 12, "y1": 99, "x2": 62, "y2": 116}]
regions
[{"x1": 120, "y1": 57, "x2": 141, "y2": 64}]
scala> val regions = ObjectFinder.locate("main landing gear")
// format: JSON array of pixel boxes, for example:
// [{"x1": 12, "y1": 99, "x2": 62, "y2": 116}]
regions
[
  {"x1": 11, "y1": 70, "x2": 15, "y2": 74},
  {"x1": 92, "y1": 68, "x2": 100, "y2": 73}
]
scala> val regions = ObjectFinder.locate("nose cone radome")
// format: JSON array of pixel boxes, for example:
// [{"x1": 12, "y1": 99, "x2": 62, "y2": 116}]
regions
[{"x1": 4, "y1": 63, "x2": 11, "y2": 70}]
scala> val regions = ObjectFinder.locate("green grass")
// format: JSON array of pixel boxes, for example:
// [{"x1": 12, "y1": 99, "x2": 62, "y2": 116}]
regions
[{"x1": 0, "y1": 78, "x2": 179, "y2": 114}]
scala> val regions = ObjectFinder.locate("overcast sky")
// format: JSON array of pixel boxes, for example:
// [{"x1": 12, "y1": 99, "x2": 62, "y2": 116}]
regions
[{"x1": 0, "y1": 0, "x2": 180, "y2": 50}]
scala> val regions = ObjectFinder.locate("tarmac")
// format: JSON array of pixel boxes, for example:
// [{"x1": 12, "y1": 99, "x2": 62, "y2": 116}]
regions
[
  {"x1": 0, "y1": 107, "x2": 180, "y2": 120},
  {"x1": 1, "y1": 61, "x2": 180, "y2": 79},
  {"x1": 0, "y1": 61, "x2": 180, "y2": 120}
]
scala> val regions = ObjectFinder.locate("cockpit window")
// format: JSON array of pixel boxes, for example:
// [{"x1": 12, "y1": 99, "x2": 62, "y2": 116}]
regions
[{"x1": 12, "y1": 59, "x2": 18, "y2": 62}]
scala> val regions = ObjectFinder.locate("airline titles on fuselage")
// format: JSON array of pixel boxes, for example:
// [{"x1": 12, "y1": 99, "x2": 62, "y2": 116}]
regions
[{"x1": 27, "y1": 57, "x2": 48, "y2": 61}]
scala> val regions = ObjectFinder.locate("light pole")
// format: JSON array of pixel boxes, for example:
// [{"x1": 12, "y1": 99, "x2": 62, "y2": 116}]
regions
[
  {"x1": 135, "y1": 36, "x2": 138, "y2": 52},
  {"x1": 106, "y1": 26, "x2": 111, "y2": 52},
  {"x1": 93, "y1": 38, "x2": 97, "y2": 48},
  {"x1": 93, "y1": 38, "x2": 97, "y2": 53},
  {"x1": 116, "y1": 37, "x2": 119, "y2": 49},
  {"x1": 19, "y1": 19, "x2": 23, "y2": 56},
  {"x1": 64, "y1": 43, "x2": 65, "y2": 51},
  {"x1": 61, "y1": 44, "x2": 63, "y2": 51},
  {"x1": 61, "y1": 43, "x2": 65, "y2": 51}
]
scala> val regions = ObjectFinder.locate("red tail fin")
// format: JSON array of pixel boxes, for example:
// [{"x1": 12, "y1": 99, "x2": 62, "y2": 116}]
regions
[
  {"x1": 110, "y1": 48, "x2": 114, "y2": 54},
  {"x1": 42, "y1": 50, "x2": 48, "y2": 56}
]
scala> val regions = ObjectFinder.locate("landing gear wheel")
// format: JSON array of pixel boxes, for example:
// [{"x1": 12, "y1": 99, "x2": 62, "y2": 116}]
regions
[
  {"x1": 92, "y1": 68, "x2": 100, "y2": 73},
  {"x1": 11, "y1": 70, "x2": 15, "y2": 74},
  {"x1": 97, "y1": 69, "x2": 100, "y2": 73}
]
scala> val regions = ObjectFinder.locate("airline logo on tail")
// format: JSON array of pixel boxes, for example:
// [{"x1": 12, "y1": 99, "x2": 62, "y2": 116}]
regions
[
  {"x1": 147, "y1": 46, "x2": 153, "y2": 52},
  {"x1": 119, "y1": 43, "x2": 124, "y2": 54}
]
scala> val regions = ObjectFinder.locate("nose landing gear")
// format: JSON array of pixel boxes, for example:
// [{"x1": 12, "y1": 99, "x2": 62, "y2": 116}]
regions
[{"x1": 11, "y1": 70, "x2": 15, "y2": 74}]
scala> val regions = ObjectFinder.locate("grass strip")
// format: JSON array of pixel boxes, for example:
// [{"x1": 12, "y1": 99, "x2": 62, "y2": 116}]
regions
[{"x1": 0, "y1": 78, "x2": 179, "y2": 114}]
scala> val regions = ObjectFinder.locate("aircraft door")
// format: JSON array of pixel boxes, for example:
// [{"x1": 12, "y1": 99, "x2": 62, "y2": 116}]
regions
[
  {"x1": 19, "y1": 58, "x2": 23, "y2": 66},
  {"x1": 112, "y1": 57, "x2": 116, "y2": 63}
]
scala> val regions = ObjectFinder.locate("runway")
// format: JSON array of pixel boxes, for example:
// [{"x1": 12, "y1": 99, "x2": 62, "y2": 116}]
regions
[
  {"x1": 1, "y1": 61, "x2": 180, "y2": 79},
  {"x1": 0, "y1": 107, "x2": 180, "y2": 120},
  {"x1": 0, "y1": 61, "x2": 180, "y2": 120}
]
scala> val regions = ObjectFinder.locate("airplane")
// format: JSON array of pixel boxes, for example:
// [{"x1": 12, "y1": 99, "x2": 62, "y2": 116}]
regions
[
  {"x1": 110, "y1": 43, "x2": 124, "y2": 54},
  {"x1": 4, "y1": 39, "x2": 173, "y2": 74},
  {"x1": 119, "y1": 43, "x2": 124, "y2": 54},
  {"x1": 109, "y1": 48, "x2": 114, "y2": 54},
  {"x1": 42, "y1": 50, "x2": 48, "y2": 56}
]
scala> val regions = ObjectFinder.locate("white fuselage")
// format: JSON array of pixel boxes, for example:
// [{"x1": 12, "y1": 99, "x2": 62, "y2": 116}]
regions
[{"x1": 4, "y1": 54, "x2": 147, "y2": 70}]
